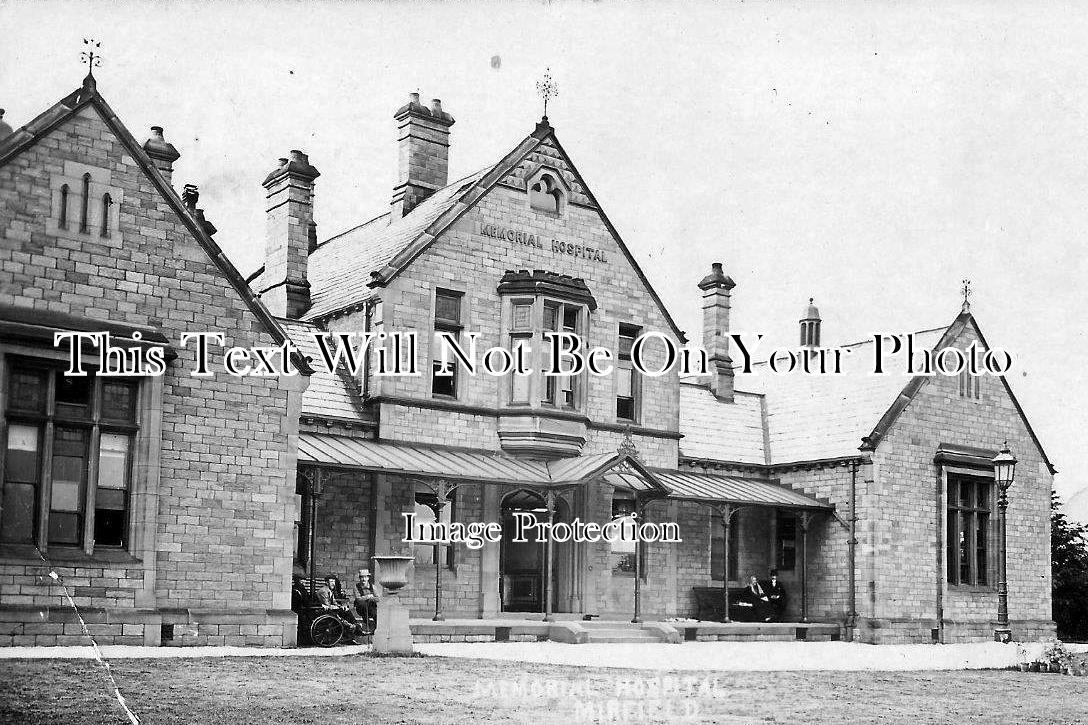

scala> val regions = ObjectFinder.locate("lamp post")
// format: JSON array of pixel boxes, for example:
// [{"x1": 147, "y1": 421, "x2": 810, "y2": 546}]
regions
[{"x1": 993, "y1": 443, "x2": 1017, "y2": 643}]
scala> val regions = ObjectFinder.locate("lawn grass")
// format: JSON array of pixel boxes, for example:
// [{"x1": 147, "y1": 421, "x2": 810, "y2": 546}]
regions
[{"x1": 1, "y1": 653, "x2": 1087, "y2": 724}]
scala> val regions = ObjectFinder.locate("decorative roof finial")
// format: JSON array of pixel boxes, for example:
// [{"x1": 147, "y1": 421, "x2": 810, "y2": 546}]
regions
[
  {"x1": 80, "y1": 38, "x2": 102, "y2": 78},
  {"x1": 619, "y1": 426, "x2": 638, "y2": 459},
  {"x1": 536, "y1": 68, "x2": 558, "y2": 120},
  {"x1": 961, "y1": 278, "x2": 972, "y2": 314}
]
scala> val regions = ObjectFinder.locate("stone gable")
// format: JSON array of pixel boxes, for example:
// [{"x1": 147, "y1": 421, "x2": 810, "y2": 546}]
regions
[{"x1": 0, "y1": 101, "x2": 304, "y2": 646}]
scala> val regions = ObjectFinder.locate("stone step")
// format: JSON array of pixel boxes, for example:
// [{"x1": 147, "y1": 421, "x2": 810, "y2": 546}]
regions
[
  {"x1": 585, "y1": 628, "x2": 662, "y2": 643},
  {"x1": 586, "y1": 635, "x2": 663, "y2": 643}
]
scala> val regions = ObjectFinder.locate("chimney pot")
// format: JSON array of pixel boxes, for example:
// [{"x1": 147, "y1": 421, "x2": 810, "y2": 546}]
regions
[
  {"x1": 143, "y1": 125, "x2": 181, "y2": 186},
  {"x1": 182, "y1": 183, "x2": 199, "y2": 210}
]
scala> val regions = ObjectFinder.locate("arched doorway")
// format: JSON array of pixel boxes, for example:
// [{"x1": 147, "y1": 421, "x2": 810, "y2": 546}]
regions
[{"x1": 500, "y1": 489, "x2": 546, "y2": 612}]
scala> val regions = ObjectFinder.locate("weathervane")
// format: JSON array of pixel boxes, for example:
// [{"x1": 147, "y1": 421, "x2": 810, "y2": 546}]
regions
[
  {"x1": 536, "y1": 68, "x2": 558, "y2": 119},
  {"x1": 80, "y1": 38, "x2": 102, "y2": 76},
  {"x1": 961, "y1": 278, "x2": 972, "y2": 313}
]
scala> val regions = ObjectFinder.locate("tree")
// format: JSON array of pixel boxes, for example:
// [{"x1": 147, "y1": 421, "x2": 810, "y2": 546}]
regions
[{"x1": 1052, "y1": 491, "x2": 1088, "y2": 641}]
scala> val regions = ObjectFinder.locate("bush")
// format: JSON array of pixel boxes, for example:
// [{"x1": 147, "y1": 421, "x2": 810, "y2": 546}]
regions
[{"x1": 1052, "y1": 492, "x2": 1088, "y2": 641}]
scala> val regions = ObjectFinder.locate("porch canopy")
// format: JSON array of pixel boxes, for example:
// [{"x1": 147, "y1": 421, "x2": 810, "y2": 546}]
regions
[{"x1": 297, "y1": 433, "x2": 830, "y2": 510}]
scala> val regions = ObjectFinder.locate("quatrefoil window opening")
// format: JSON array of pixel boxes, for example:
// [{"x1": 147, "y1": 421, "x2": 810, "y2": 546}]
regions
[{"x1": 529, "y1": 173, "x2": 564, "y2": 215}]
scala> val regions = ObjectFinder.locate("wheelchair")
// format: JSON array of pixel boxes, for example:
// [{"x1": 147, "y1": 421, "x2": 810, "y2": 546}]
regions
[{"x1": 292, "y1": 578, "x2": 371, "y2": 648}]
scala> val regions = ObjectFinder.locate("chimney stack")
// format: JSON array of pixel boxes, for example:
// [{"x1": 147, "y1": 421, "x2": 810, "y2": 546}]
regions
[
  {"x1": 391, "y1": 92, "x2": 454, "y2": 217},
  {"x1": 142, "y1": 126, "x2": 180, "y2": 186},
  {"x1": 260, "y1": 150, "x2": 320, "y2": 319},
  {"x1": 800, "y1": 298, "x2": 821, "y2": 348},
  {"x1": 698, "y1": 262, "x2": 736, "y2": 403}
]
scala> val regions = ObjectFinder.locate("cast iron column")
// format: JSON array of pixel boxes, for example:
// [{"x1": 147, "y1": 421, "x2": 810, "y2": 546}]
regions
[
  {"x1": 632, "y1": 497, "x2": 644, "y2": 623},
  {"x1": 544, "y1": 489, "x2": 556, "y2": 622},
  {"x1": 432, "y1": 482, "x2": 448, "y2": 622},
  {"x1": 306, "y1": 470, "x2": 323, "y2": 600},
  {"x1": 721, "y1": 504, "x2": 732, "y2": 623},
  {"x1": 799, "y1": 512, "x2": 810, "y2": 624}
]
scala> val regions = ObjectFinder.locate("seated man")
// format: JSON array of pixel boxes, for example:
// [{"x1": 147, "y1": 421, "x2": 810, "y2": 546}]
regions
[
  {"x1": 739, "y1": 575, "x2": 772, "y2": 622},
  {"x1": 353, "y1": 569, "x2": 379, "y2": 633},
  {"x1": 763, "y1": 569, "x2": 788, "y2": 622},
  {"x1": 317, "y1": 575, "x2": 367, "y2": 643}
]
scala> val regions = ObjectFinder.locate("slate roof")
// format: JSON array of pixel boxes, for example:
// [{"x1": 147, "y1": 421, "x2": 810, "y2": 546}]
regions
[
  {"x1": 298, "y1": 434, "x2": 829, "y2": 508},
  {"x1": 678, "y1": 326, "x2": 948, "y2": 466},
  {"x1": 278, "y1": 319, "x2": 367, "y2": 421},
  {"x1": 679, "y1": 386, "x2": 767, "y2": 465},
  {"x1": 302, "y1": 167, "x2": 491, "y2": 320}
]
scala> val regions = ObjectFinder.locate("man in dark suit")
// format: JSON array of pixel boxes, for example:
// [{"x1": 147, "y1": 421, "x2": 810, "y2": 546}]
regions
[
  {"x1": 764, "y1": 569, "x2": 788, "y2": 622},
  {"x1": 740, "y1": 575, "x2": 772, "y2": 622}
]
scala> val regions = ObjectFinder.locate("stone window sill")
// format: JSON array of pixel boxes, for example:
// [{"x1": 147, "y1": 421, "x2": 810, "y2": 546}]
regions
[{"x1": 0, "y1": 544, "x2": 142, "y2": 568}]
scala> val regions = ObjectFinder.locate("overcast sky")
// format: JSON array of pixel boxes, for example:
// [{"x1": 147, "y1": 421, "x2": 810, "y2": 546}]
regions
[{"x1": 3, "y1": 1, "x2": 1086, "y2": 513}]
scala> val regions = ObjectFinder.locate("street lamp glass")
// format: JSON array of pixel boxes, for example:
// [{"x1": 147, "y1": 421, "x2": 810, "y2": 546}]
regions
[{"x1": 993, "y1": 445, "x2": 1018, "y2": 490}]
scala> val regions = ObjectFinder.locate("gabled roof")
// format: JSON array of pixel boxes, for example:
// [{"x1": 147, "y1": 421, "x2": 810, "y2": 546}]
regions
[
  {"x1": 864, "y1": 312, "x2": 1056, "y2": 474},
  {"x1": 303, "y1": 166, "x2": 491, "y2": 320},
  {"x1": 278, "y1": 319, "x2": 371, "y2": 423},
  {"x1": 754, "y1": 326, "x2": 947, "y2": 465},
  {"x1": 301, "y1": 120, "x2": 686, "y2": 342},
  {"x1": 0, "y1": 74, "x2": 312, "y2": 375},
  {"x1": 679, "y1": 313, "x2": 1055, "y2": 473}
]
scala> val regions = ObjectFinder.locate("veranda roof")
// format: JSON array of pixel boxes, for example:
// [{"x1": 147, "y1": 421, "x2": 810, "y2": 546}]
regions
[
  {"x1": 653, "y1": 470, "x2": 832, "y2": 510},
  {"x1": 297, "y1": 434, "x2": 830, "y2": 510}
]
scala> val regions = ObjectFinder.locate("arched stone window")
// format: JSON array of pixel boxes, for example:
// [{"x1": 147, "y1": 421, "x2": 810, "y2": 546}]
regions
[
  {"x1": 529, "y1": 173, "x2": 563, "y2": 215},
  {"x1": 58, "y1": 184, "x2": 69, "y2": 228},
  {"x1": 79, "y1": 173, "x2": 91, "y2": 233},
  {"x1": 100, "y1": 193, "x2": 113, "y2": 237}
]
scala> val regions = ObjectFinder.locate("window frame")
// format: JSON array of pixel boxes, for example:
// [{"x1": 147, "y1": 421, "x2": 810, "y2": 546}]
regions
[
  {"x1": 541, "y1": 299, "x2": 583, "y2": 410},
  {"x1": 946, "y1": 470, "x2": 995, "y2": 588},
  {"x1": 431, "y1": 288, "x2": 465, "y2": 400},
  {"x1": 508, "y1": 298, "x2": 535, "y2": 406},
  {"x1": 1, "y1": 355, "x2": 140, "y2": 554},
  {"x1": 616, "y1": 323, "x2": 641, "y2": 423},
  {"x1": 609, "y1": 490, "x2": 646, "y2": 579},
  {"x1": 774, "y1": 510, "x2": 797, "y2": 572},
  {"x1": 413, "y1": 488, "x2": 456, "y2": 570},
  {"x1": 710, "y1": 510, "x2": 740, "y2": 583}
]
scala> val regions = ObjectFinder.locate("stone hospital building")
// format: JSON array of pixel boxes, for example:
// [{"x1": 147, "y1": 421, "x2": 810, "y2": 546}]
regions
[{"x1": 0, "y1": 73, "x2": 1056, "y2": 647}]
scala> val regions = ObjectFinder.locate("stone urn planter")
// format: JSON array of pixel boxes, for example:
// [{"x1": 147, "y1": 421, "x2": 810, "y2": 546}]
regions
[
  {"x1": 370, "y1": 555, "x2": 415, "y2": 655},
  {"x1": 372, "y1": 555, "x2": 414, "y2": 593}
]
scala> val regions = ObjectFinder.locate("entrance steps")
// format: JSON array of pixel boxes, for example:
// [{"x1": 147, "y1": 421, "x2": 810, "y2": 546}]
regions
[{"x1": 580, "y1": 622, "x2": 668, "y2": 644}]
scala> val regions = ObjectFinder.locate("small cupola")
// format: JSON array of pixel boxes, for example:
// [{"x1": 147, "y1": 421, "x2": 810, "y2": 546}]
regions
[{"x1": 800, "y1": 298, "x2": 821, "y2": 348}]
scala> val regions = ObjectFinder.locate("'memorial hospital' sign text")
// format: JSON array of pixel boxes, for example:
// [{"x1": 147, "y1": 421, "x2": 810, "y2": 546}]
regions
[{"x1": 476, "y1": 222, "x2": 608, "y2": 263}]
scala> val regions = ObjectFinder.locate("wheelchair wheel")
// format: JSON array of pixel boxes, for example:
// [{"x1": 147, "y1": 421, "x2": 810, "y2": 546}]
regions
[{"x1": 310, "y1": 613, "x2": 345, "y2": 648}]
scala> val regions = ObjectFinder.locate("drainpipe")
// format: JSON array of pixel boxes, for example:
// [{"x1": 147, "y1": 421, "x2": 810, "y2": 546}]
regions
[
  {"x1": 848, "y1": 461, "x2": 859, "y2": 640},
  {"x1": 935, "y1": 463, "x2": 945, "y2": 644}
]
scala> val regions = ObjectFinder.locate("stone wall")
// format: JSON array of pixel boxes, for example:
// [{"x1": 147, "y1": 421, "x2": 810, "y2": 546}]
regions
[
  {"x1": 0, "y1": 102, "x2": 302, "y2": 646},
  {"x1": 861, "y1": 321, "x2": 1054, "y2": 643}
]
